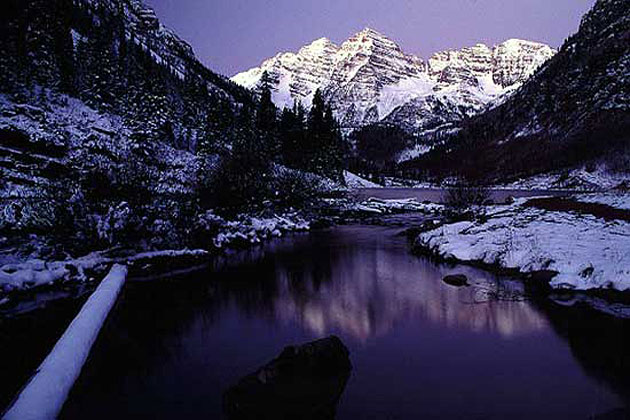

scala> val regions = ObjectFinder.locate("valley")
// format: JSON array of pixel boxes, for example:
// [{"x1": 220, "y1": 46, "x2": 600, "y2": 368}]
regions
[{"x1": 0, "y1": 0, "x2": 628, "y2": 418}]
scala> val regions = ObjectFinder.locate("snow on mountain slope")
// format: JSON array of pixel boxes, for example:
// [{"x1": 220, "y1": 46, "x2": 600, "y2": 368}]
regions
[
  {"x1": 404, "y1": 0, "x2": 630, "y2": 181},
  {"x1": 232, "y1": 29, "x2": 555, "y2": 130}
]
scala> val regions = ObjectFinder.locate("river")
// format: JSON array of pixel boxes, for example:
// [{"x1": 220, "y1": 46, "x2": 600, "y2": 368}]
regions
[{"x1": 37, "y1": 218, "x2": 627, "y2": 419}]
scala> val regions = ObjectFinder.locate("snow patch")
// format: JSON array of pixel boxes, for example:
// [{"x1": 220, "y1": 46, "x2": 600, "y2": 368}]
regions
[
  {"x1": 416, "y1": 198, "x2": 630, "y2": 291},
  {"x1": 344, "y1": 171, "x2": 381, "y2": 189}
]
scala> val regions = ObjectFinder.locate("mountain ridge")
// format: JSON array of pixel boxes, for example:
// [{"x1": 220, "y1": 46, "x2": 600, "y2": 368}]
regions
[
  {"x1": 402, "y1": 0, "x2": 630, "y2": 181},
  {"x1": 232, "y1": 28, "x2": 556, "y2": 130}
]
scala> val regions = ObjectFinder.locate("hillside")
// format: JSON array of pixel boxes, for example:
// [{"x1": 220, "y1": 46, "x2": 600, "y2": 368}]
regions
[
  {"x1": 403, "y1": 0, "x2": 630, "y2": 182},
  {"x1": 0, "y1": 0, "x2": 344, "y2": 259}
]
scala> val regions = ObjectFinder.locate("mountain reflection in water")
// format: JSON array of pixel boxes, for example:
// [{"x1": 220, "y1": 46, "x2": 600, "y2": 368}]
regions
[
  {"x1": 58, "y1": 223, "x2": 628, "y2": 420},
  {"x1": 217, "y1": 226, "x2": 550, "y2": 341}
]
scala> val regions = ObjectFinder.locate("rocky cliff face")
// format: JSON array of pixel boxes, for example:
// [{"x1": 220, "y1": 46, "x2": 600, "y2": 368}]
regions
[
  {"x1": 73, "y1": 0, "x2": 245, "y2": 101},
  {"x1": 73, "y1": 0, "x2": 195, "y2": 78},
  {"x1": 232, "y1": 28, "x2": 555, "y2": 131}
]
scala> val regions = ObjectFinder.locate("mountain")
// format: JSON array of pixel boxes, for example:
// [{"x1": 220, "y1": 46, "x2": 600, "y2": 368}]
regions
[
  {"x1": 0, "y1": 0, "x2": 346, "y2": 254},
  {"x1": 0, "y1": 0, "x2": 253, "y2": 196},
  {"x1": 232, "y1": 29, "x2": 555, "y2": 131},
  {"x1": 0, "y1": 0, "x2": 256, "y2": 249},
  {"x1": 403, "y1": 0, "x2": 630, "y2": 181}
]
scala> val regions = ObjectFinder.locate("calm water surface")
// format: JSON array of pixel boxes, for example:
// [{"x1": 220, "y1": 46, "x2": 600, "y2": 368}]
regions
[{"x1": 54, "y1": 221, "x2": 629, "y2": 419}]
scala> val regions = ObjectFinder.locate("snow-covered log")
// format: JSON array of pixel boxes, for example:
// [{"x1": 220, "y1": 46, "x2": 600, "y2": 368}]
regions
[{"x1": 3, "y1": 264, "x2": 128, "y2": 420}]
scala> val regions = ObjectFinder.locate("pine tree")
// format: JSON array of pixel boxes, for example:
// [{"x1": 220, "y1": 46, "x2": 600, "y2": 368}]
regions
[
  {"x1": 0, "y1": 0, "x2": 22, "y2": 92},
  {"x1": 306, "y1": 89, "x2": 327, "y2": 175},
  {"x1": 279, "y1": 102, "x2": 307, "y2": 169},
  {"x1": 255, "y1": 71, "x2": 279, "y2": 159},
  {"x1": 303, "y1": 89, "x2": 345, "y2": 180},
  {"x1": 52, "y1": 0, "x2": 75, "y2": 94},
  {"x1": 199, "y1": 98, "x2": 234, "y2": 155},
  {"x1": 323, "y1": 104, "x2": 344, "y2": 181},
  {"x1": 204, "y1": 105, "x2": 273, "y2": 211}
]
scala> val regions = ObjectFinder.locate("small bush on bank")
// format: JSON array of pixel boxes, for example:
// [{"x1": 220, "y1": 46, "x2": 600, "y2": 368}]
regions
[
  {"x1": 271, "y1": 168, "x2": 327, "y2": 210},
  {"x1": 444, "y1": 180, "x2": 491, "y2": 218}
]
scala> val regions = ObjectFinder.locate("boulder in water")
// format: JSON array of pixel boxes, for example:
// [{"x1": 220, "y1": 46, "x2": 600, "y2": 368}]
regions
[
  {"x1": 443, "y1": 274, "x2": 469, "y2": 287},
  {"x1": 223, "y1": 335, "x2": 352, "y2": 420}
]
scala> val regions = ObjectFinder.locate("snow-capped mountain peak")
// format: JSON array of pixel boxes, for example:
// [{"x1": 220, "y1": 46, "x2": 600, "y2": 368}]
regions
[
  {"x1": 232, "y1": 29, "x2": 556, "y2": 131},
  {"x1": 340, "y1": 27, "x2": 396, "y2": 51}
]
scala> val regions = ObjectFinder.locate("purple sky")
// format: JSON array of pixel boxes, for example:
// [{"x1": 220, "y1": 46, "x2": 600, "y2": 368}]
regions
[{"x1": 145, "y1": 0, "x2": 596, "y2": 77}]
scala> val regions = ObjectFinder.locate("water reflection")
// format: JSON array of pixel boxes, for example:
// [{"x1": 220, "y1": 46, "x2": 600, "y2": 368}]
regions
[
  {"x1": 58, "y1": 223, "x2": 629, "y2": 419},
  {"x1": 208, "y1": 226, "x2": 548, "y2": 341},
  {"x1": 535, "y1": 300, "x2": 630, "y2": 411}
]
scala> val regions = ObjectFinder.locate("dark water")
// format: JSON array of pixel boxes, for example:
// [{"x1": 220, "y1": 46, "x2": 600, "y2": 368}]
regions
[
  {"x1": 53, "y1": 222, "x2": 629, "y2": 419},
  {"x1": 0, "y1": 292, "x2": 88, "y2": 411},
  {"x1": 354, "y1": 187, "x2": 572, "y2": 203}
]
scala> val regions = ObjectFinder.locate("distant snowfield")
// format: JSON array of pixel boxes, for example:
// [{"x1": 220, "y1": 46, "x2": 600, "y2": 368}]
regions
[
  {"x1": 416, "y1": 197, "x2": 630, "y2": 292},
  {"x1": 376, "y1": 75, "x2": 435, "y2": 119}
]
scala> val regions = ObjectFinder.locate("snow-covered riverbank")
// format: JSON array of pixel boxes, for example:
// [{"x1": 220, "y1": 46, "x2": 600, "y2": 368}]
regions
[
  {"x1": 0, "y1": 213, "x2": 311, "y2": 307},
  {"x1": 332, "y1": 197, "x2": 443, "y2": 215},
  {"x1": 414, "y1": 196, "x2": 630, "y2": 292}
]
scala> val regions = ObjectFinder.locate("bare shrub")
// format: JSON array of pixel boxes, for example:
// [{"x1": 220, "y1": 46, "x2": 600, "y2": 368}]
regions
[{"x1": 444, "y1": 180, "x2": 491, "y2": 217}]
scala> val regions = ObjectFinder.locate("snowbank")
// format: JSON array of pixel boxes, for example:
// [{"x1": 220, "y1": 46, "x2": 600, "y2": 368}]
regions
[
  {"x1": 0, "y1": 212, "x2": 311, "y2": 300},
  {"x1": 415, "y1": 198, "x2": 630, "y2": 291},
  {"x1": 0, "y1": 253, "x2": 106, "y2": 291},
  {"x1": 0, "y1": 249, "x2": 208, "y2": 294},
  {"x1": 346, "y1": 197, "x2": 443, "y2": 215},
  {"x1": 501, "y1": 168, "x2": 630, "y2": 191},
  {"x1": 213, "y1": 215, "x2": 310, "y2": 248},
  {"x1": 573, "y1": 193, "x2": 630, "y2": 210},
  {"x1": 343, "y1": 171, "x2": 381, "y2": 189},
  {"x1": 550, "y1": 294, "x2": 630, "y2": 319},
  {"x1": 3, "y1": 264, "x2": 128, "y2": 420},
  {"x1": 129, "y1": 249, "x2": 209, "y2": 261}
]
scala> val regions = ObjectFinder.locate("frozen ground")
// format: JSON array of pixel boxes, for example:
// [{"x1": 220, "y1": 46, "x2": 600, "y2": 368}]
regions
[{"x1": 415, "y1": 196, "x2": 630, "y2": 292}]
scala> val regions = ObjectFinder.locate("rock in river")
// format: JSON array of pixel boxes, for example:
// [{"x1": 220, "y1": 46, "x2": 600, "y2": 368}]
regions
[
  {"x1": 443, "y1": 274, "x2": 469, "y2": 287},
  {"x1": 223, "y1": 335, "x2": 352, "y2": 420}
]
